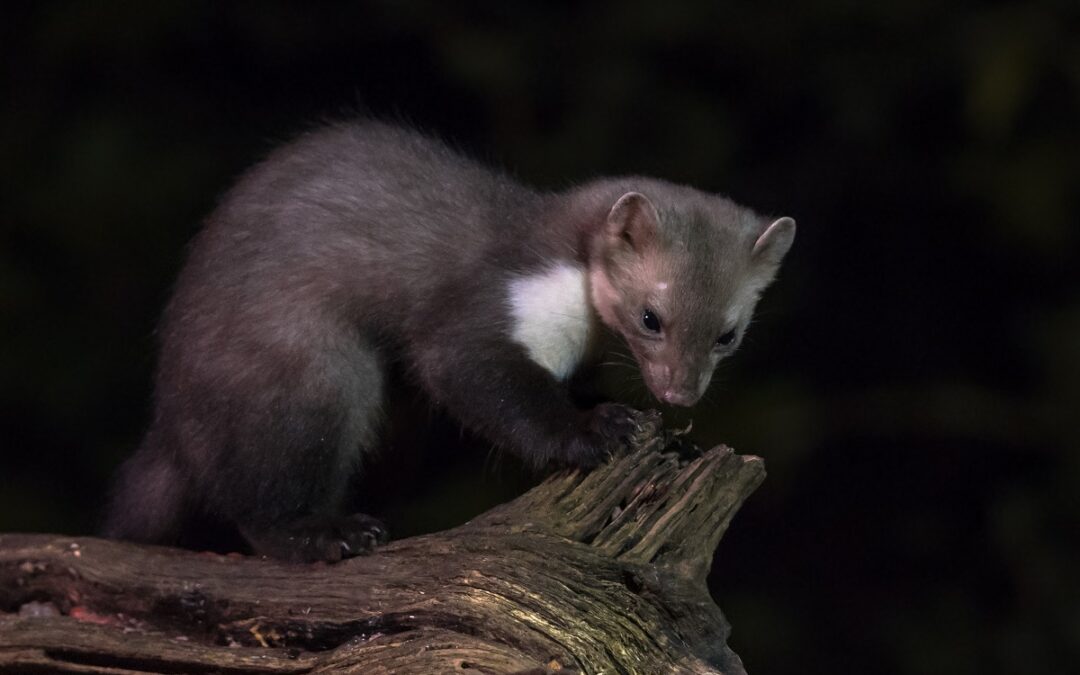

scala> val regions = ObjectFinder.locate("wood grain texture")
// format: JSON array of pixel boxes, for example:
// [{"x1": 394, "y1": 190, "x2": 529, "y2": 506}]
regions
[{"x1": 0, "y1": 411, "x2": 765, "y2": 674}]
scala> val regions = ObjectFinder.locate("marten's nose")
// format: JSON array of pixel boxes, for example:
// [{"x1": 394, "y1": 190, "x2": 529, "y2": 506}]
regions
[{"x1": 662, "y1": 389, "x2": 696, "y2": 407}]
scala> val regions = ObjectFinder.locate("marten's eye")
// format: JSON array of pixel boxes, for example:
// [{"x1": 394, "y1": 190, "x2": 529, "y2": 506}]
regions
[
  {"x1": 642, "y1": 309, "x2": 662, "y2": 333},
  {"x1": 717, "y1": 329, "x2": 736, "y2": 346}
]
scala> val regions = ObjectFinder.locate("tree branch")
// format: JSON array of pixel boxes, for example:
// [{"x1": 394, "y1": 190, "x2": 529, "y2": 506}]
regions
[{"x1": 0, "y1": 411, "x2": 765, "y2": 674}]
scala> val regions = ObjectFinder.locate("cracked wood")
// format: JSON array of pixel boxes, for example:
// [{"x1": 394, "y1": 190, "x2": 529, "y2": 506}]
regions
[{"x1": 0, "y1": 411, "x2": 765, "y2": 674}]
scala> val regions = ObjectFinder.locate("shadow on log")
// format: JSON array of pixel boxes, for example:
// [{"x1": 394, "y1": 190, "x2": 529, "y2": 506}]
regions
[{"x1": 0, "y1": 411, "x2": 765, "y2": 674}]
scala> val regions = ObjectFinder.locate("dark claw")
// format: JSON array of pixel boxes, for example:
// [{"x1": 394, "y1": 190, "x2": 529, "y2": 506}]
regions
[
  {"x1": 245, "y1": 513, "x2": 389, "y2": 563},
  {"x1": 560, "y1": 403, "x2": 658, "y2": 468}
]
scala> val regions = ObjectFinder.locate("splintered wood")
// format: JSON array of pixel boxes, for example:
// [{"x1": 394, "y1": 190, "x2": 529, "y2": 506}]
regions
[{"x1": 0, "y1": 411, "x2": 764, "y2": 674}]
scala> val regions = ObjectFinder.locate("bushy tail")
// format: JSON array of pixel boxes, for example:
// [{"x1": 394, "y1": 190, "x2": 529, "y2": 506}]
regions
[{"x1": 102, "y1": 432, "x2": 188, "y2": 544}]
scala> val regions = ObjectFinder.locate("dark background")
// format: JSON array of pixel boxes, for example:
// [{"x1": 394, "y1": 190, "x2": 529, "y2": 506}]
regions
[{"x1": 2, "y1": 1, "x2": 1077, "y2": 673}]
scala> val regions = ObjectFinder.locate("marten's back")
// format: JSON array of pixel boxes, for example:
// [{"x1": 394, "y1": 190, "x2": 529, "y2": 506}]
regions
[{"x1": 169, "y1": 123, "x2": 543, "y2": 334}]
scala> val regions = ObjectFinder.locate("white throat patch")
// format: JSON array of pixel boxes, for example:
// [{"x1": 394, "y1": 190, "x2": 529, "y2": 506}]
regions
[{"x1": 508, "y1": 262, "x2": 594, "y2": 380}]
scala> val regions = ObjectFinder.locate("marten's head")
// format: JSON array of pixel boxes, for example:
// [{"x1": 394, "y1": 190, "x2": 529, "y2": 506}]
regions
[{"x1": 589, "y1": 189, "x2": 795, "y2": 407}]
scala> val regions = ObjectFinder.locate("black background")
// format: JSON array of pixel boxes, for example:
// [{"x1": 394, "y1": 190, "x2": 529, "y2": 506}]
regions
[{"x1": 2, "y1": 2, "x2": 1078, "y2": 673}]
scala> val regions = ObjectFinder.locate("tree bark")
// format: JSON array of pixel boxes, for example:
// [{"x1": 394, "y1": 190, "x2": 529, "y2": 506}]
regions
[{"x1": 0, "y1": 411, "x2": 765, "y2": 674}]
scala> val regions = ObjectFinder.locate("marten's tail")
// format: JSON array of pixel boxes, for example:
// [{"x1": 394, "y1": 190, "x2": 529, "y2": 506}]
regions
[{"x1": 102, "y1": 430, "x2": 188, "y2": 544}]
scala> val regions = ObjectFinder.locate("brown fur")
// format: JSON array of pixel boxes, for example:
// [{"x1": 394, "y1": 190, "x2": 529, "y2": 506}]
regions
[{"x1": 103, "y1": 122, "x2": 795, "y2": 562}]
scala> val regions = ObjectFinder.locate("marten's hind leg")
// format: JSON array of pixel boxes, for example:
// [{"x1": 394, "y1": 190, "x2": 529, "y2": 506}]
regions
[{"x1": 210, "y1": 331, "x2": 388, "y2": 563}]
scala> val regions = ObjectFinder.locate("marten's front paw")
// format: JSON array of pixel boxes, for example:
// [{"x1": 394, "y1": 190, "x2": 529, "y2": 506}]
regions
[
  {"x1": 562, "y1": 403, "x2": 657, "y2": 467},
  {"x1": 246, "y1": 513, "x2": 389, "y2": 563},
  {"x1": 588, "y1": 402, "x2": 641, "y2": 454}
]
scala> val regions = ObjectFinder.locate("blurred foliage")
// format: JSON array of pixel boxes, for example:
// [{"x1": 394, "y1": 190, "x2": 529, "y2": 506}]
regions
[{"x1": 2, "y1": 1, "x2": 1078, "y2": 673}]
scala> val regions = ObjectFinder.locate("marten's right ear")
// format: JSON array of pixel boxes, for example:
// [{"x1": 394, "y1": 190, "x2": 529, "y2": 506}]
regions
[{"x1": 606, "y1": 192, "x2": 660, "y2": 253}]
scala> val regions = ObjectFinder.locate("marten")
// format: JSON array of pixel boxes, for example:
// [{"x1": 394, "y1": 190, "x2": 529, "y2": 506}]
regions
[{"x1": 104, "y1": 122, "x2": 795, "y2": 562}]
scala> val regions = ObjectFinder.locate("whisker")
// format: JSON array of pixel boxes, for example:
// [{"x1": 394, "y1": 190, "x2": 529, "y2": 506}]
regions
[{"x1": 597, "y1": 361, "x2": 638, "y2": 370}]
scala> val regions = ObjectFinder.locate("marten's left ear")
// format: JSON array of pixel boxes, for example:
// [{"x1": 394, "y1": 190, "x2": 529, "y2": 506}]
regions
[
  {"x1": 752, "y1": 217, "x2": 796, "y2": 266},
  {"x1": 606, "y1": 192, "x2": 660, "y2": 253}
]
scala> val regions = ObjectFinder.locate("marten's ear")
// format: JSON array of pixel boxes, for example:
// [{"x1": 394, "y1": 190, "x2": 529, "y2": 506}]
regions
[
  {"x1": 606, "y1": 192, "x2": 660, "y2": 253},
  {"x1": 752, "y1": 216, "x2": 796, "y2": 267}
]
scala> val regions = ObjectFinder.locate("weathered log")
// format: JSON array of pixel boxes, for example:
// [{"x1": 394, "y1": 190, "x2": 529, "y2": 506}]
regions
[{"x1": 0, "y1": 411, "x2": 765, "y2": 674}]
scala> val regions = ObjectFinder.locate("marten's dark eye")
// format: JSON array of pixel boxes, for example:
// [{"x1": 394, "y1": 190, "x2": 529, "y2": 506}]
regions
[
  {"x1": 717, "y1": 329, "x2": 736, "y2": 346},
  {"x1": 642, "y1": 309, "x2": 662, "y2": 333}
]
